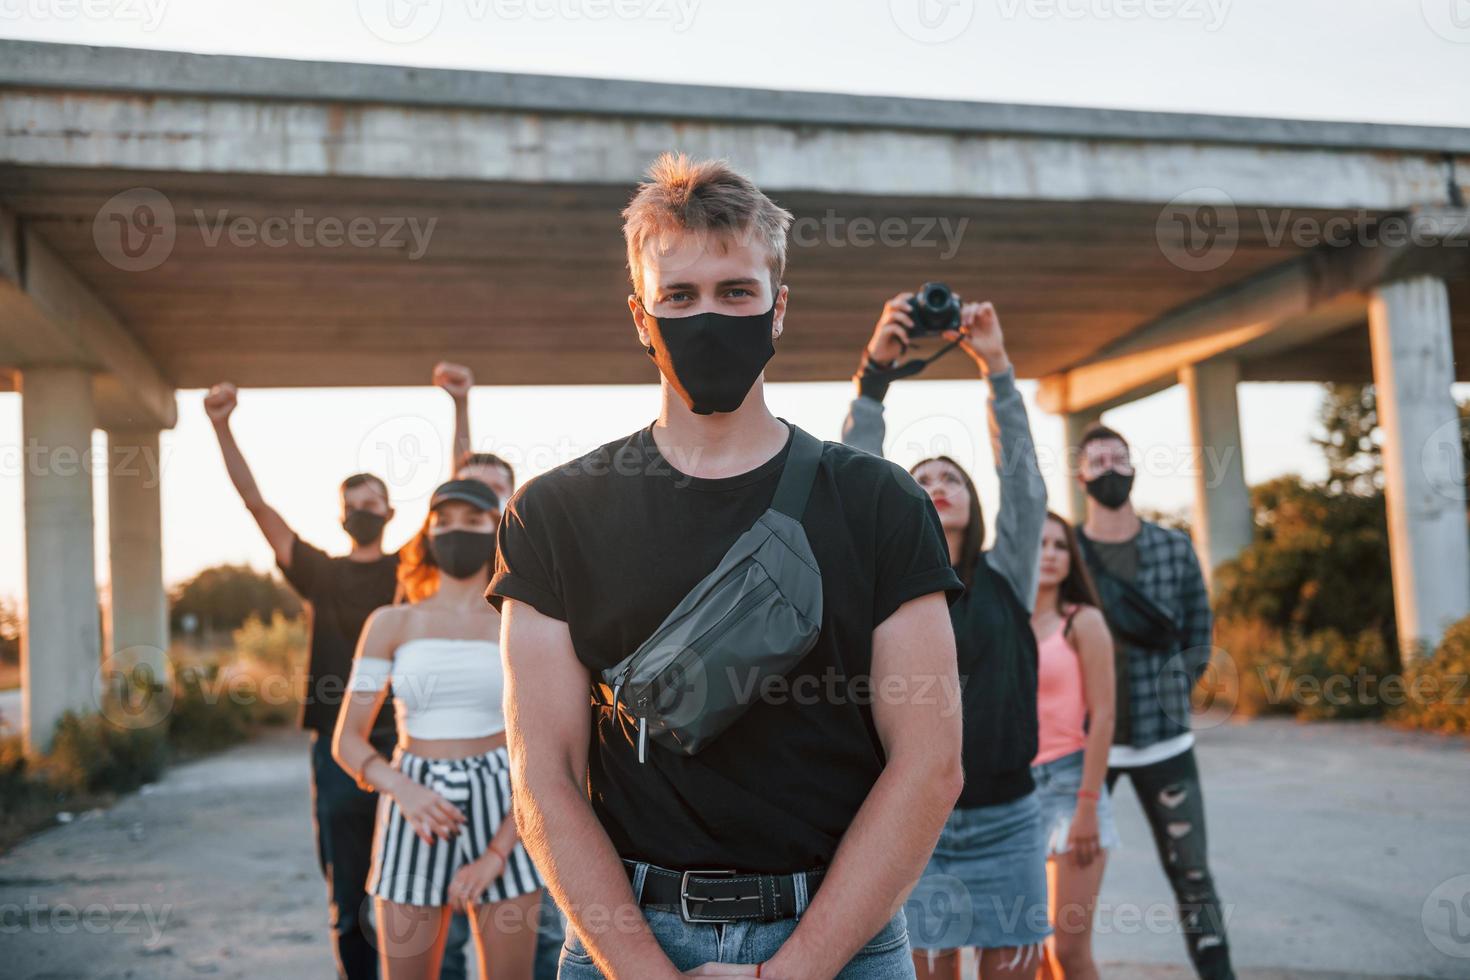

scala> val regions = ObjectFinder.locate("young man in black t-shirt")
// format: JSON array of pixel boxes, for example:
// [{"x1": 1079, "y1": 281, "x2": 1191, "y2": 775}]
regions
[
  {"x1": 488, "y1": 154, "x2": 965, "y2": 979},
  {"x1": 206, "y1": 367, "x2": 497, "y2": 980}
]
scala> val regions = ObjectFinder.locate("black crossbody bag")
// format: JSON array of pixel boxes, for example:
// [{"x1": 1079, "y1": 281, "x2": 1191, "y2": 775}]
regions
[
  {"x1": 597, "y1": 424, "x2": 825, "y2": 763},
  {"x1": 1076, "y1": 533, "x2": 1181, "y2": 652}
]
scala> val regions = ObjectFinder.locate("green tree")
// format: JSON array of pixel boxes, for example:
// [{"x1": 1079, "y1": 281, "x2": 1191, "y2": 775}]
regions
[
  {"x1": 1312, "y1": 383, "x2": 1380, "y2": 495},
  {"x1": 169, "y1": 565, "x2": 302, "y2": 637},
  {"x1": 1213, "y1": 475, "x2": 1395, "y2": 643}
]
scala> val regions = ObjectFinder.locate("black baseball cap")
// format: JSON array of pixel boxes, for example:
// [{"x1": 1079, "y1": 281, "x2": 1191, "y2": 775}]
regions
[{"x1": 429, "y1": 478, "x2": 500, "y2": 513}]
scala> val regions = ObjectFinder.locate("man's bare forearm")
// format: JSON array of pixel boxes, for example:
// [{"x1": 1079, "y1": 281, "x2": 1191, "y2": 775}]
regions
[
  {"x1": 514, "y1": 770, "x2": 679, "y2": 979},
  {"x1": 764, "y1": 747, "x2": 961, "y2": 977},
  {"x1": 210, "y1": 417, "x2": 267, "y2": 510},
  {"x1": 451, "y1": 396, "x2": 470, "y2": 478}
]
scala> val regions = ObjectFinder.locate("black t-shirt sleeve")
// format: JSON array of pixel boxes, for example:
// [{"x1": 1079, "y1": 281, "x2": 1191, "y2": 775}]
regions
[
  {"x1": 278, "y1": 534, "x2": 333, "y2": 599},
  {"x1": 871, "y1": 464, "x2": 965, "y2": 627},
  {"x1": 486, "y1": 485, "x2": 567, "y2": 621}
]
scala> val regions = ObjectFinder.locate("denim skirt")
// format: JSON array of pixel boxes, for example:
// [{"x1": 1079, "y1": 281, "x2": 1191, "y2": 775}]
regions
[
  {"x1": 1031, "y1": 748, "x2": 1121, "y2": 856},
  {"x1": 904, "y1": 791, "x2": 1051, "y2": 950}
]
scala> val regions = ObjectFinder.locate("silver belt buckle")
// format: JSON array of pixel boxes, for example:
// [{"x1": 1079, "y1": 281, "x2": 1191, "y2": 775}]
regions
[{"x1": 679, "y1": 869, "x2": 739, "y2": 923}]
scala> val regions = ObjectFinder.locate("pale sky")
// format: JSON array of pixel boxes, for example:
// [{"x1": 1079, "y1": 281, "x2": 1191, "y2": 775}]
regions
[{"x1": 3, "y1": 0, "x2": 1468, "y2": 600}]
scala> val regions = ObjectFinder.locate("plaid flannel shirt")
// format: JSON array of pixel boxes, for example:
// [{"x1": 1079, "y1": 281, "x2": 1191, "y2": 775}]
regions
[{"x1": 1085, "y1": 520, "x2": 1214, "y2": 748}]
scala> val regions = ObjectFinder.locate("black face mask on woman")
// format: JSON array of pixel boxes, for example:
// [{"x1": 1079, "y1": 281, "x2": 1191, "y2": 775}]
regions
[
  {"x1": 342, "y1": 509, "x2": 387, "y2": 545},
  {"x1": 1085, "y1": 470, "x2": 1135, "y2": 510},
  {"x1": 641, "y1": 301, "x2": 777, "y2": 415},
  {"x1": 429, "y1": 530, "x2": 496, "y2": 579}
]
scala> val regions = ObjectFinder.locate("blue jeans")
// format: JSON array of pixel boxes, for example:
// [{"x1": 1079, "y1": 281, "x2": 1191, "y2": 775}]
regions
[
  {"x1": 307, "y1": 732, "x2": 468, "y2": 979},
  {"x1": 557, "y1": 902, "x2": 912, "y2": 978},
  {"x1": 535, "y1": 890, "x2": 568, "y2": 980}
]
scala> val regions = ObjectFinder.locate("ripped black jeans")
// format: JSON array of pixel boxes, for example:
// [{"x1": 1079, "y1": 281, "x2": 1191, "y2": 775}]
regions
[{"x1": 1108, "y1": 748, "x2": 1234, "y2": 980}]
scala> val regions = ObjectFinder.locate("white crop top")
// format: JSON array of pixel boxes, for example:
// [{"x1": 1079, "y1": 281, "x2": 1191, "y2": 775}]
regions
[{"x1": 347, "y1": 638, "x2": 505, "y2": 740}]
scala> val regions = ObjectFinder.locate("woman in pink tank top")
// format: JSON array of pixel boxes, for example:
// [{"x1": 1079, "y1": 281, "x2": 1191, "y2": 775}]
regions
[{"x1": 1031, "y1": 512, "x2": 1117, "y2": 979}]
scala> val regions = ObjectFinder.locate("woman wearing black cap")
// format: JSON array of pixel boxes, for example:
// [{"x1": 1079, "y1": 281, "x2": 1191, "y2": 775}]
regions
[{"x1": 334, "y1": 478, "x2": 544, "y2": 980}]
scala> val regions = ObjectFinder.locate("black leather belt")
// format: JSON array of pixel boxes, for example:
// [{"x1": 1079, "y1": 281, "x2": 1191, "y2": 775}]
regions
[{"x1": 624, "y1": 860, "x2": 826, "y2": 924}]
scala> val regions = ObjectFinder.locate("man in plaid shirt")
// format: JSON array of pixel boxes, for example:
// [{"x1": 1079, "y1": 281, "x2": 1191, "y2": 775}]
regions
[{"x1": 1075, "y1": 423, "x2": 1234, "y2": 980}]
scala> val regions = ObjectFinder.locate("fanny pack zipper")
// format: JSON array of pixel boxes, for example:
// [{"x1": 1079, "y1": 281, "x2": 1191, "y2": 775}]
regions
[{"x1": 613, "y1": 576, "x2": 780, "y2": 763}]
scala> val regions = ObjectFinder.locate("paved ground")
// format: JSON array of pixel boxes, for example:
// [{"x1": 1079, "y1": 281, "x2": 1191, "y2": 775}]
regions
[{"x1": 0, "y1": 719, "x2": 1466, "y2": 979}]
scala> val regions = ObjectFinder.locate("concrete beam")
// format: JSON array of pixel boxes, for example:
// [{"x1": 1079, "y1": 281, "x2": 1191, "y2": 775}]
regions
[
  {"x1": 1369, "y1": 276, "x2": 1470, "y2": 659},
  {"x1": 2, "y1": 79, "x2": 1464, "y2": 211},
  {"x1": 5, "y1": 40, "x2": 1470, "y2": 156},
  {"x1": 1038, "y1": 209, "x2": 1470, "y2": 414},
  {"x1": 1180, "y1": 358, "x2": 1253, "y2": 587},
  {"x1": 20, "y1": 366, "x2": 101, "y2": 754},
  {"x1": 0, "y1": 208, "x2": 177, "y2": 429}
]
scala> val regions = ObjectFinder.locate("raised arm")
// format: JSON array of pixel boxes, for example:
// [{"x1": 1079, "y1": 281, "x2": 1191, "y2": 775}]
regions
[
  {"x1": 501, "y1": 599, "x2": 680, "y2": 979},
  {"x1": 765, "y1": 591, "x2": 963, "y2": 978},
  {"x1": 839, "y1": 293, "x2": 915, "y2": 458},
  {"x1": 434, "y1": 361, "x2": 474, "y2": 479},
  {"x1": 948, "y1": 303, "x2": 1048, "y2": 613},
  {"x1": 204, "y1": 382, "x2": 295, "y2": 568}
]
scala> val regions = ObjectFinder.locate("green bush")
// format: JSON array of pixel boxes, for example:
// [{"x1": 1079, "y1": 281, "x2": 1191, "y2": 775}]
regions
[
  {"x1": 1208, "y1": 617, "x2": 1395, "y2": 721},
  {"x1": 232, "y1": 611, "x2": 308, "y2": 675},
  {"x1": 169, "y1": 564, "x2": 302, "y2": 637},
  {"x1": 41, "y1": 711, "x2": 168, "y2": 794},
  {"x1": 1395, "y1": 618, "x2": 1470, "y2": 735},
  {"x1": 166, "y1": 664, "x2": 251, "y2": 754},
  {"x1": 1213, "y1": 476, "x2": 1394, "y2": 643}
]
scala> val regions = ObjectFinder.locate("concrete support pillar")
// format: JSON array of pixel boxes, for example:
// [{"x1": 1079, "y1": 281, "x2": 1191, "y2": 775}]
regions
[
  {"x1": 1369, "y1": 276, "x2": 1470, "y2": 659},
  {"x1": 1180, "y1": 357, "x2": 1254, "y2": 589},
  {"x1": 1063, "y1": 407, "x2": 1104, "y2": 525},
  {"x1": 19, "y1": 366, "x2": 100, "y2": 753},
  {"x1": 106, "y1": 427, "x2": 168, "y2": 682}
]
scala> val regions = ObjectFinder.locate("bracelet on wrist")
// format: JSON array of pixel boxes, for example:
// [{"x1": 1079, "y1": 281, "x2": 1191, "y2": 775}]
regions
[
  {"x1": 1077, "y1": 789, "x2": 1099, "y2": 802},
  {"x1": 355, "y1": 753, "x2": 386, "y2": 794}
]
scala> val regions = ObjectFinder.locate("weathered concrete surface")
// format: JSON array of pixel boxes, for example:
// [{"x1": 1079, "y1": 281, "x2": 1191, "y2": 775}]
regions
[
  {"x1": 0, "y1": 721, "x2": 1466, "y2": 978},
  {"x1": 1097, "y1": 720, "x2": 1470, "y2": 979}
]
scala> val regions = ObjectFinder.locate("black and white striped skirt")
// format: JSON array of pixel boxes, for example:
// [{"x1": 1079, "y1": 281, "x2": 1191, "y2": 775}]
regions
[{"x1": 367, "y1": 745, "x2": 544, "y2": 907}]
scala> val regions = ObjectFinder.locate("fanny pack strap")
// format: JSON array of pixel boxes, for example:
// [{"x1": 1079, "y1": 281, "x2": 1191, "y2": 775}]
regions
[
  {"x1": 770, "y1": 425, "x2": 823, "y2": 520},
  {"x1": 1076, "y1": 532, "x2": 1180, "y2": 645}
]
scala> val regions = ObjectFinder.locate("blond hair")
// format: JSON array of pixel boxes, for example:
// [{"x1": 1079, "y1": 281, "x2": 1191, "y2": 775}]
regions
[{"x1": 621, "y1": 153, "x2": 793, "y2": 301}]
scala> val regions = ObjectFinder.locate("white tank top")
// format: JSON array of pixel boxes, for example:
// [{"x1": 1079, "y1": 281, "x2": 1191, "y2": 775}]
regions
[{"x1": 390, "y1": 637, "x2": 505, "y2": 740}]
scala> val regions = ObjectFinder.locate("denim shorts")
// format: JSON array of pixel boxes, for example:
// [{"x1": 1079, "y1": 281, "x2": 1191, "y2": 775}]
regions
[
  {"x1": 557, "y1": 905, "x2": 913, "y2": 978},
  {"x1": 1031, "y1": 748, "x2": 1121, "y2": 856},
  {"x1": 904, "y1": 791, "x2": 1051, "y2": 951}
]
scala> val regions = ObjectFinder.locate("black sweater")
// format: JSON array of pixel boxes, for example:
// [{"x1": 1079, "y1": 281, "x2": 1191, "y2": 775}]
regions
[{"x1": 951, "y1": 553, "x2": 1040, "y2": 807}]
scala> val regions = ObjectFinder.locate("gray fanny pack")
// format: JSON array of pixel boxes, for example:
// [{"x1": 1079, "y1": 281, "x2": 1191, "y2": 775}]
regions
[{"x1": 601, "y1": 424, "x2": 825, "y2": 763}]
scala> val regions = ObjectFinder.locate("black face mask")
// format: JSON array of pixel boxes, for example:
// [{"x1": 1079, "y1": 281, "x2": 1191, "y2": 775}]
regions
[
  {"x1": 1085, "y1": 470, "x2": 1135, "y2": 510},
  {"x1": 342, "y1": 509, "x2": 387, "y2": 545},
  {"x1": 430, "y1": 530, "x2": 496, "y2": 579},
  {"x1": 642, "y1": 302, "x2": 777, "y2": 415}
]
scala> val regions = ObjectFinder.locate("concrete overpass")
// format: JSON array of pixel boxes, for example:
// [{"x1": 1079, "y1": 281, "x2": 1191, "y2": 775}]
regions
[{"x1": 2, "y1": 40, "x2": 1468, "y2": 750}]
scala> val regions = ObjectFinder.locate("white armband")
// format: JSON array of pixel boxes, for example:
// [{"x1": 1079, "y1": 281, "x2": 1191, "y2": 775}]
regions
[{"x1": 346, "y1": 655, "x2": 392, "y2": 694}]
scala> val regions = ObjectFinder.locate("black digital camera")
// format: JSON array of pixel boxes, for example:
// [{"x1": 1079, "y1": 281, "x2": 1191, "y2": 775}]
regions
[{"x1": 907, "y1": 282, "x2": 962, "y2": 338}]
